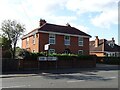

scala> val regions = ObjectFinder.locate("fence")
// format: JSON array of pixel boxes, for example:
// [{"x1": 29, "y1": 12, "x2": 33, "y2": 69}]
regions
[{"x1": 2, "y1": 58, "x2": 19, "y2": 72}]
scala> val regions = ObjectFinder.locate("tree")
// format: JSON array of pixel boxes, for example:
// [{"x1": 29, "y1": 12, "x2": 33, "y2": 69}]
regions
[
  {"x1": 0, "y1": 35, "x2": 12, "y2": 58},
  {"x1": 0, "y1": 35, "x2": 11, "y2": 49},
  {"x1": 1, "y1": 20, "x2": 25, "y2": 59}
]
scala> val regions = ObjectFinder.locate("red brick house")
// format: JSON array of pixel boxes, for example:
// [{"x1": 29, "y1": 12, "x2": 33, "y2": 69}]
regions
[
  {"x1": 90, "y1": 36, "x2": 120, "y2": 57},
  {"x1": 22, "y1": 19, "x2": 91, "y2": 55}
]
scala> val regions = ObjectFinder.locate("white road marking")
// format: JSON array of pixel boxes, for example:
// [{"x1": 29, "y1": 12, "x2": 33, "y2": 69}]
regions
[
  {"x1": 105, "y1": 77, "x2": 117, "y2": 79},
  {"x1": 67, "y1": 80, "x2": 85, "y2": 83},
  {"x1": 98, "y1": 71, "x2": 118, "y2": 72},
  {"x1": 2, "y1": 85, "x2": 31, "y2": 88}
]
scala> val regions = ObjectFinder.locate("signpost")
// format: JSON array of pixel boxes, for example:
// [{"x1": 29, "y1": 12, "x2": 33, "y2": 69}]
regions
[
  {"x1": 37, "y1": 44, "x2": 58, "y2": 69},
  {"x1": 44, "y1": 44, "x2": 50, "y2": 51}
]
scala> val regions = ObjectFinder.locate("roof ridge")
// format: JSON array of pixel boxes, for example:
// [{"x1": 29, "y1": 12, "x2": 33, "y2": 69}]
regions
[{"x1": 46, "y1": 23, "x2": 71, "y2": 27}]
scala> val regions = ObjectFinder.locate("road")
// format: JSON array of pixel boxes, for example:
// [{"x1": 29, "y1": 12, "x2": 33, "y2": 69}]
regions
[{"x1": 1, "y1": 64, "x2": 119, "y2": 88}]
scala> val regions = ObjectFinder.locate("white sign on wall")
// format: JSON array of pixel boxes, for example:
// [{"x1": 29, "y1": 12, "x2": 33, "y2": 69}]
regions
[
  {"x1": 44, "y1": 44, "x2": 50, "y2": 50},
  {"x1": 38, "y1": 57, "x2": 57, "y2": 61},
  {"x1": 38, "y1": 57, "x2": 47, "y2": 61},
  {"x1": 48, "y1": 57, "x2": 57, "y2": 61}
]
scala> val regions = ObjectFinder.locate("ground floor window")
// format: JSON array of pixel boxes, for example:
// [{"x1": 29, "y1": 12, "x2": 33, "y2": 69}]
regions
[
  {"x1": 64, "y1": 48, "x2": 71, "y2": 54},
  {"x1": 78, "y1": 50, "x2": 83, "y2": 55},
  {"x1": 49, "y1": 49, "x2": 55, "y2": 54},
  {"x1": 105, "y1": 52, "x2": 118, "y2": 57}
]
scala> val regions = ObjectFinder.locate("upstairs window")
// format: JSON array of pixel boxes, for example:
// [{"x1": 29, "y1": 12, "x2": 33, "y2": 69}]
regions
[
  {"x1": 49, "y1": 34, "x2": 55, "y2": 44},
  {"x1": 78, "y1": 37, "x2": 83, "y2": 46},
  {"x1": 26, "y1": 37, "x2": 29, "y2": 48},
  {"x1": 33, "y1": 34, "x2": 36, "y2": 45},
  {"x1": 64, "y1": 35, "x2": 70, "y2": 45},
  {"x1": 109, "y1": 42, "x2": 114, "y2": 48}
]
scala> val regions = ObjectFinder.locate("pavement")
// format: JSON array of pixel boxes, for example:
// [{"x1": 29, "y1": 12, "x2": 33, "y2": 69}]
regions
[{"x1": 0, "y1": 64, "x2": 119, "y2": 78}]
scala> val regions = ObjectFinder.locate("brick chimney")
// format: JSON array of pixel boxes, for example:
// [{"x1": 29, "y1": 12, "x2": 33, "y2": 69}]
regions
[
  {"x1": 112, "y1": 37, "x2": 115, "y2": 43},
  {"x1": 66, "y1": 23, "x2": 71, "y2": 27},
  {"x1": 39, "y1": 19, "x2": 46, "y2": 27},
  {"x1": 95, "y1": 36, "x2": 99, "y2": 47},
  {"x1": 112, "y1": 37, "x2": 115, "y2": 46}
]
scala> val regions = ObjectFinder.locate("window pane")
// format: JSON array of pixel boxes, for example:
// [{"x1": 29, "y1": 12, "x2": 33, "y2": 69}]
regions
[
  {"x1": 78, "y1": 37, "x2": 83, "y2": 46},
  {"x1": 65, "y1": 40, "x2": 70, "y2": 45},
  {"x1": 64, "y1": 35, "x2": 70, "y2": 45},
  {"x1": 49, "y1": 34, "x2": 55, "y2": 44},
  {"x1": 33, "y1": 34, "x2": 36, "y2": 44},
  {"x1": 79, "y1": 41, "x2": 83, "y2": 46},
  {"x1": 49, "y1": 39, "x2": 55, "y2": 44},
  {"x1": 65, "y1": 36, "x2": 70, "y2": 40}
]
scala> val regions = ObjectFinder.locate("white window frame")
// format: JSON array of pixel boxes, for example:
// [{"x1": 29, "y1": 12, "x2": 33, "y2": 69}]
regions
[
  {"x1": 49, "y1": 49, "x2": 55, "y2": 54},
  {"x1": 49, "y1": 34, "x2": 55, "y2": 44},
  {"x1": 33, "y1": 34, "x2": 36, "y2": 45},
  {"x1": 78, "y1": 37, "x2": 83, "y2": 46},
  {"x1": 78, "y1": 50, "x2": 83, "y2": 55},
  {"x1": 64, "y1": 35, "x2": 70, "y2": 45},
  {"x1": 26, "y1": 37, "x2": 29, "y2": 48}
]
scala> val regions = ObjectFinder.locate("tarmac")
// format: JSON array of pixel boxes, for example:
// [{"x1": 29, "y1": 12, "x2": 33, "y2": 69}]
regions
[{"x1": 0, "y1": 64, "x2": 119, "y2": 78}]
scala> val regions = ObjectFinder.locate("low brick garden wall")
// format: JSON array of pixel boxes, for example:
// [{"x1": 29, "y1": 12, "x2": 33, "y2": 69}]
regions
[
  {"x1": 2, "y1": 56, "x2": 96, "y2": 72},
  {"x1": 3, "y1": 56, "x2": 120, "y2": 72}
]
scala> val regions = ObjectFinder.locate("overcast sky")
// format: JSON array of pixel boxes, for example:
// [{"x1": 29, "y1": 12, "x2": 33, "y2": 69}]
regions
[{"x1": 0, "y1": 0, "x2": 119, "y2": 47}]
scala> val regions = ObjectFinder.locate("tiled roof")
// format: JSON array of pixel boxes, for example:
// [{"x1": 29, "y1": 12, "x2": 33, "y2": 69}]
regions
[
  {"x1": 38, "y1": 23, "x2": 91, "y2": 37},
  {"x1": 90, "y1": 39, "x2": 104, "y2": 52},
  {"x1": 90, "y1": 39, "x2": 120, "y2": 52},
  {"x1": 22, "y1": 23, "x2": 91, "y2": 39}
]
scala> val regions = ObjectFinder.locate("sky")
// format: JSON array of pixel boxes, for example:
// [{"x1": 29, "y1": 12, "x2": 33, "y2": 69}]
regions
[{"x1": 0, "y1": 0, "x2": 119, "y2": 47}]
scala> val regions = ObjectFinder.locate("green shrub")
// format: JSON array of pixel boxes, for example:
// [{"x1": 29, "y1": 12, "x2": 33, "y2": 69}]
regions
[{"x1": 77, "y1": 55, "x2": 96, "y2": 60}]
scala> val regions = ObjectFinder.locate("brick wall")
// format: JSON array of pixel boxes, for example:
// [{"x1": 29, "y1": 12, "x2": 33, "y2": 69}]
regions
[
  {"x1": 39, "y1": 32, "x2": 89, "y2": 54},
  {"x1": 22, "y1": 33, "x2": 39, "y2": 52},
  {"x1": 18, "y1": 57, "x2": 96, "y2": 70},
  {"x1": 22, "y1": 32, "x2": 90, "y2": 55}
]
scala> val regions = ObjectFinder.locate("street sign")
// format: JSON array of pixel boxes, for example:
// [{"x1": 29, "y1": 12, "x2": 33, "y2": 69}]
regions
[
  {"x1": 48, "y1": 57, "x2": 57, "y2": 61},
  {"x1": 38, "y1": 57, "x2": 57, "y2": 61},
  {"x1": 38, "y1": 57, "x2": 47, "y2": 61}
]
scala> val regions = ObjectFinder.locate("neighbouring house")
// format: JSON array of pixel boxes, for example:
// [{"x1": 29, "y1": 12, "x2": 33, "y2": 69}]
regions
[
  {"x1": 90, "y1": 36, "x2": 120, "y2": 57},
  {"x1": 22, "y1": 19, "x2": 91, "y2": 55}
]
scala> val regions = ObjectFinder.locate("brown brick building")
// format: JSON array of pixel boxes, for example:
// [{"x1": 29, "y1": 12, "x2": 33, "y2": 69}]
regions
[
  {"x1": 22, "y1": 19, "x2": 91, "y2": 55},
  {"x1": 90, "y1": 36, "x2": 120, "y2": 57}
]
